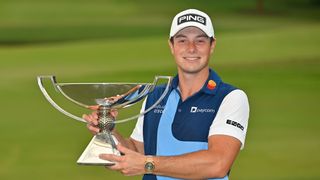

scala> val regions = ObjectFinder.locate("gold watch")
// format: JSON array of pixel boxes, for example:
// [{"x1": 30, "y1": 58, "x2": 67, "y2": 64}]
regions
[{"x1": 144, "y1": 156, "x2": 155, "y2": 174}]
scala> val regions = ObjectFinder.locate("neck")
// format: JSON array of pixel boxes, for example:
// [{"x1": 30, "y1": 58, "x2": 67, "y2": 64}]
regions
[{"x1": 178, "y1": 68, "x2": 209, "y2": 101}]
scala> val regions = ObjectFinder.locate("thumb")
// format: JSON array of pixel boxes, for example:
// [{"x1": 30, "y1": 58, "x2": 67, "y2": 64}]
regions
[
  {"x1": 116, "y1": 144, "x2": 131, "y2": 155},
  {"x1": 110, "y1": 109, "x2": 118, "y2": 117},
  {"x1": 88, "y1": 105, "x2": 100, "y2": 110}
]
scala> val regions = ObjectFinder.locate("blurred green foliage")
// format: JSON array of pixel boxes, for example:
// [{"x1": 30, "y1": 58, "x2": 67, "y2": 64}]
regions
[{"x1": 0, "y1": 0, "x2": 319, "y2": 179}]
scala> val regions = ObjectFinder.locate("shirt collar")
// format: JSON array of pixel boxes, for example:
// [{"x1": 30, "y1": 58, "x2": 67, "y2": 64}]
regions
[{"x1": 171, "y1": 68, "x2": 222, "y2": 95}]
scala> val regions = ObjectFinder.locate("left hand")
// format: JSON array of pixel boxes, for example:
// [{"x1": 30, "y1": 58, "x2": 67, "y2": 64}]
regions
[
  {"x1": 83, "y1": 107, "x2": 118, "y2": 135},
  {"x1": 99, "y1": 144, "x2": 146, "y2": 176}
]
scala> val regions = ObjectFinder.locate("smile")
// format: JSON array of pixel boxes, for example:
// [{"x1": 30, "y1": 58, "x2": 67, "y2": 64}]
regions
[{"x1": 183, "y1": 57, "x2": 200, "y2": 61}]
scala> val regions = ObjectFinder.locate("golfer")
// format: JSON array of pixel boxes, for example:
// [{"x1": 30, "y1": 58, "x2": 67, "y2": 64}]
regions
[{"x1": 84, "y1": 9, "x2": 249, "y2": 180}]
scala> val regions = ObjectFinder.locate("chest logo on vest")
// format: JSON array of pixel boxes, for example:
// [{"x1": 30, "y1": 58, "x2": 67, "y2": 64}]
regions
[
  {"x1": 190, "y1": 106, "x2": 215, "y2": 113},
  {"x1": 153, "y1": 104, "x2": 165, "y2": 114}
]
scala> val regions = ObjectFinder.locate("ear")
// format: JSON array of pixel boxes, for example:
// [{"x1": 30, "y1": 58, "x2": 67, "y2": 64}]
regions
[
  {"x1": 210, "y1": 38, "x2": 216, "y2": 54},
  {"x1": 168, "y1": 39, "x2": 174, "y2": 55}
]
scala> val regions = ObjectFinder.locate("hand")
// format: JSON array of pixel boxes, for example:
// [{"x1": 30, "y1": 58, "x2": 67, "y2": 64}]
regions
[
  {"x1": 99, "y1": 144, "x2": 146, "y2": 176},
  {"x1": 82, "y1": 110, "x2": 99, "y2": 135},
  {"x1": 82, "y1": 107, "x2": 118, "y2": 135}
]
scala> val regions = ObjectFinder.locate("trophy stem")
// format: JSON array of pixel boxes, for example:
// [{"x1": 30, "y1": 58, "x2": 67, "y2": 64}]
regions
[
  {"x1": 97, "y1": 106, "x2": 115, "y2": 132},
  {"x1": 97, "y1": 106, "x2": 117, "y2": 152},
  {"x1": 106, "y1": 131, "x2": 117, "y2": 154}
]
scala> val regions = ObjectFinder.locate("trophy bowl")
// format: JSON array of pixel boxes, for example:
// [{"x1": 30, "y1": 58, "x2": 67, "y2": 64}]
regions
[{"x1": 37, "y1": 75, "x2": 172, "y2": 165}]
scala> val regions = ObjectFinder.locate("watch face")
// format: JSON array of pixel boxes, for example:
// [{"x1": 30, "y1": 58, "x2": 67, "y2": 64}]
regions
[{"x1": 145, "y1": 162, "x2": 155, "y2": 171}]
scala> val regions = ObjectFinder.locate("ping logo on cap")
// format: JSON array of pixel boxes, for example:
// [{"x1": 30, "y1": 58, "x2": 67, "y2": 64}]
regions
[{"x1": 177, "y1": 13, "x2": 206, "y2": 26}]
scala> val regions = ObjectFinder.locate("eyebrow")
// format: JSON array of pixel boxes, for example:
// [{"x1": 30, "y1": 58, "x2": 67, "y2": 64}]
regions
[
  {"x1": 174, "y1": 34, "x2": 209, "y2": 39},
  {"x1": 196, "y1": 34, "x2": 209, "y2": 38},
  {"x1": 174, "y1": 34, "x2": 187, "y2": 39}
]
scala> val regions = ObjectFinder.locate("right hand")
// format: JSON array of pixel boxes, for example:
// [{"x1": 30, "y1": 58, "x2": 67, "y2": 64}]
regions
[{"x1": 82, "y1": 106, "x2": 118, "y2": 135}]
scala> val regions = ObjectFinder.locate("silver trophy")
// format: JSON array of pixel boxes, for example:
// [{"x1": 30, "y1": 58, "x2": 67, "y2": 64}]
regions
[{"x1": 37, "y1": 75, "x2": 172, "y2": 165}]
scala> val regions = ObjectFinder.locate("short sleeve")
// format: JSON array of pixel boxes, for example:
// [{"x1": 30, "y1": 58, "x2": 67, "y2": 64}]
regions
[
  {"x1": 130, "y1": 98, "x2": 146, "y2": 142},
  {"x1": 209, "y1": 89, "x2": 249, "y2": 149}
]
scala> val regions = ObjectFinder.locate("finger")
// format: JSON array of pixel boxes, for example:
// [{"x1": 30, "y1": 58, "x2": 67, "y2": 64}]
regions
[
  {"x1": 82, "y1": 114, "x2": 98, "y2": 126},
  {"x1": 99, "y1": 154, "x2": 123, "y2": 162},
  {"x1": 88, "y1": 113, "x2": 94, "y2": 120},
  {"x1": 87, "y1": 113, "x2": 98, "y2": 125},
  {"x1": 116, "y1": 144, "x2": 131, "y2": 155},
  {"x1": 83, "y1": 113, "x2": 95, "y2": 122},
  {"x1": 110, "y1": 109, "x2": 118, "y2": 117},
  {"x1": 88, "y1": 114, "x2": 98, "y2": 125},
  {"x1": 88, "y1": 105, "x2": 100, "y2": 110},
  {"x1": 106, "y1": 163, "x2": 122, "y2": 171},
  {"x1": 92, "y1": 111, "x2": 98, "y2": 119},
  {"x1": 87, "y1": 124, "x2": 100, "y2": 134},
  {"x1": 82, "y1": 114, "x2": 91, "y2": 122}
]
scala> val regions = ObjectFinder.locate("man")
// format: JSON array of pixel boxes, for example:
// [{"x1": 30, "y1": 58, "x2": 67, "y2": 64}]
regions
[{"x1": 84, "y1": 9, "x2": 249, "y2": 180}]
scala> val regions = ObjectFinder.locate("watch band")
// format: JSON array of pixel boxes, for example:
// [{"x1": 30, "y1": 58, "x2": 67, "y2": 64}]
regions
[{"x1": 144, "y1": 155, "x2": 155, "y2": 174}]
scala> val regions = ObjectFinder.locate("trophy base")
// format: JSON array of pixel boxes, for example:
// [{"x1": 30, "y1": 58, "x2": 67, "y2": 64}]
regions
[{"x1": 77, "y1": 135, "x2": 120, "y2": 166}]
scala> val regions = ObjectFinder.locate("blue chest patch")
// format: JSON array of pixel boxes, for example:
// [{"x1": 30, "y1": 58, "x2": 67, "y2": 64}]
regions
[{"x1": 172, "y1": 91, "x2": 219, "y2": 142}]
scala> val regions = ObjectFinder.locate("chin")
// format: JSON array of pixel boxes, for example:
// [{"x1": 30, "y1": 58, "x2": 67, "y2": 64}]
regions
[
  {"x1": 180, "y1": 66, "x2": 207, "y2": 74},
  {"x1": 177, "y1": 60, "x2": 209, "y2": 72}
]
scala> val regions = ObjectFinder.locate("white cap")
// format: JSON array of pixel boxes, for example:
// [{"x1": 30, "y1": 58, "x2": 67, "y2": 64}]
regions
[{"x1": 169, "y1": 9, "x2": 214, "y2": 38}]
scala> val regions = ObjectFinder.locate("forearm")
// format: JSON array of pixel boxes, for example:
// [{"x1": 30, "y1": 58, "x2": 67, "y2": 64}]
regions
[
  {"x1": 151, "y1": 136, "x2": 240, "y2": 179},
  {"x1": 152, "y1": 150, "x2": 228, "y2": 179},
  {"x1": 100, "y1": 136, "x2": 240, "y2": 178}
]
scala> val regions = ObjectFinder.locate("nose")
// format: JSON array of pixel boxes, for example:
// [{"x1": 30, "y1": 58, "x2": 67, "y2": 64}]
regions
[{"x1": 187, "y1": 41, "x2": 196, "y2": 53}]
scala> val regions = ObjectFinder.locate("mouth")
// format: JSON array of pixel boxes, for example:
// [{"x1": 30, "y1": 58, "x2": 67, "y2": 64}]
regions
[{"x1": 183, "y1": 57, "x2": 200, "y2": 61}]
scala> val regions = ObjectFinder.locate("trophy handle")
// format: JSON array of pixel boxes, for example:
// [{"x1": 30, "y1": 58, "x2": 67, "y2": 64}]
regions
[
  {"x1": 37, "y1": 76, "x2": 87, "y2": 123},
  {"x1": 115, "y1": 76, "x2": 172, "y2": 124}
]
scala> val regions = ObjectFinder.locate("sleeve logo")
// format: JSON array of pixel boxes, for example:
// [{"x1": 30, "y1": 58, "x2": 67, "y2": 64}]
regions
[{"x1": 226, "y1": 119, "x2": 244, "y2": 131}]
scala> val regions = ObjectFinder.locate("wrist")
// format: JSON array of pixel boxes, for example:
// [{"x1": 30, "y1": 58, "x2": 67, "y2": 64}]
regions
[{"x1": 144, "y1": 155, "x2": 155, "y2": 174}]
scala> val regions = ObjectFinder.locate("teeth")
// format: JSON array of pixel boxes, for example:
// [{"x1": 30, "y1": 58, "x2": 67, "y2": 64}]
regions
[{"x1": 184, "y1": 57, "x2": 199, "y2": 60}]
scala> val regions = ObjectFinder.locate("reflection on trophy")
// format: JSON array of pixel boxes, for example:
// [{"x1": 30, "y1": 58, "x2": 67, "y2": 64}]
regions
[{"x1": 37, "y1": 75, "x2": 172, "y2": 165}]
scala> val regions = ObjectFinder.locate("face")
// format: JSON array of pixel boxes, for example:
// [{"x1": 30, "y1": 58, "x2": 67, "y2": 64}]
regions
[{"x1": 169, "y1": 26, "x2": 215, "y2": 74}]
